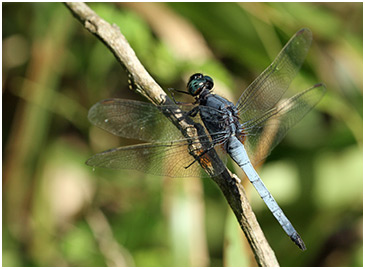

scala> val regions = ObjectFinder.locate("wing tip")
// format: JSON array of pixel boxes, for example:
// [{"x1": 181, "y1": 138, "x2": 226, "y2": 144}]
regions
[
  {"x1": 297, "y1": 27, "x2": 312, "y2": 37},
  {"x1": 311, "y1": 83, "x2": 327, "y2": 97},
  {"x1": 313, "y1": 82, "x2": 326, "y2": 89}
]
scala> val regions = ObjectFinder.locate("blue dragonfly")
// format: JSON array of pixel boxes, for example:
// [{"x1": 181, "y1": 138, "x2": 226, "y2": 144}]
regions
[{"x1": 86, "y1": 28, "x2": 325, "y2": 250}]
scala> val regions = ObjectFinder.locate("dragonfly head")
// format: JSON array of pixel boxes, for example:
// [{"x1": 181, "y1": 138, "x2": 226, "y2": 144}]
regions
[{"x1": 187, "y1": 73, "x2": 214, "y2": 96}]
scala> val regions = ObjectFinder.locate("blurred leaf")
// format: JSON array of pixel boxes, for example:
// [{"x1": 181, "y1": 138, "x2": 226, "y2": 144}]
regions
[
  {"x1": 61, "y1": 222, "x2": 104, "y2": 266},
  {"x1": 314, "y1": 146, "x2": 362, "y2": 209},
  {"x1": 224, "y1": 209, "x2": 250, "y2": 266}
]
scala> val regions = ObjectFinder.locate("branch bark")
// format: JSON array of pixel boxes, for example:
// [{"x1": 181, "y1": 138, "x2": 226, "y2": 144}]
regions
[{"x1": 65, "y1": 2, "x2": 279, "y2": 266}]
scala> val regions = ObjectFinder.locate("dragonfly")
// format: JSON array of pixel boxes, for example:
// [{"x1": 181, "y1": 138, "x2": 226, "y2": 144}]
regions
[{"x1": 86, "y1": 28, "x2": 325, "y2": 250}]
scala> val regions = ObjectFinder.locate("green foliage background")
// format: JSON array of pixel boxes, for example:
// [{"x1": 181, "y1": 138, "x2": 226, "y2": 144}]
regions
[{"x1": 3, "y1": 2, "x2": 362, "y2": 266}]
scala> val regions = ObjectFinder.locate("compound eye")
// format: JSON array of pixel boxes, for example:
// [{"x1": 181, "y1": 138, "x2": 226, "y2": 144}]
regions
[
  {"x1": 189, "y1": 73, "x2": 203, "y2": 81},
  {"x1": 187, "y1": 80, "x2": 203, "y2": 96},
  {"x1": 187, "y1": 73, "x2": 214, "y2": 96},
  {"x1": 187, "y1": 73, "x2": 205, "y2": 96},
  {"x1": 204, "y1": 75, "x2": 214, "y2": 90}
]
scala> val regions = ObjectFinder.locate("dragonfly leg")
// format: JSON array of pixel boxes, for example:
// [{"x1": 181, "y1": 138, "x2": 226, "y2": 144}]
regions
[
  {"x1": 168, "y1": 88, "x2": 194, "y2": 105},
  {"x1": 185, "y1": 106, "x2": 200, "y2": 117},
  {"x1": 184, "y1": 142, "x2": 217, "y2": 169}
]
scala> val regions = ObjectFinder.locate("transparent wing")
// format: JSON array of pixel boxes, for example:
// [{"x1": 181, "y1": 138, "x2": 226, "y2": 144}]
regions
[
  {"x1": 88, "y1": 99, "x2": 196, "y2": 142},
  {"x1": 86, "y1": 138, "x2": 226, "y2": 178},
  {"x1": 242, "y1": 83, "x2": 326, "y2": 164},
  {"x1": 236, "y1": 28, "x2": 312, "y2": 121},
  {"x1": 87, "y1": 98, "x2": 232, "y2": 177}
]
